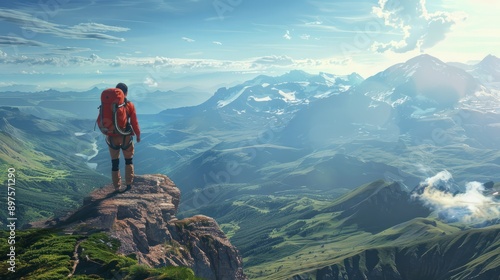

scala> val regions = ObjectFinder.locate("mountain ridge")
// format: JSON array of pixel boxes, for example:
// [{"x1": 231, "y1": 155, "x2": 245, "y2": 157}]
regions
[{"x1": 298, "y1": 224, "x2": 500, "y2": 280}]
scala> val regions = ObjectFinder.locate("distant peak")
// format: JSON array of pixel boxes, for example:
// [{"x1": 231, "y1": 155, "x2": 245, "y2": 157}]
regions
[
  {"x1": 42, "y1": 88, "x2": 61, "y2": 93},
  {"x1": 287, "y1": 69, "x2": 310, "y2": 75},
  {"x1": 347, "y1": 72, "x2": 364, "y2": 83},
  {"x1": 406, "y1": 54, "x2": 444, "y2": 65},
  {"x1": 280, "y1": 69, "x2": 313, "y2": 80},
  {"x1": 479, "y1": 54, "x2": 499, "y2": 65}
]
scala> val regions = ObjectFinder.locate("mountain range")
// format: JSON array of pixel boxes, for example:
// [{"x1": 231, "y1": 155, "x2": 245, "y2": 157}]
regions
[
  {"x1": 0, "y1": 86, "x2": 212, "y2": 119},
  {"x1": 1, "y1": 53, "x2": 500, "y2": 279}
]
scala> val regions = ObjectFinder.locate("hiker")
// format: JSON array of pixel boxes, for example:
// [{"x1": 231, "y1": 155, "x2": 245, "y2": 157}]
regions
[{"x1": 106, "y1": 82, "x2": 141, "y2": 192}]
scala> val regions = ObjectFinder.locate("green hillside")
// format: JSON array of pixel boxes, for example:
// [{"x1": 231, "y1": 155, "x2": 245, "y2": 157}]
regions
[
  {"x1": 0, "y1": 107, "x2": 108, "y2": 226},
  {"x1": 0, "y1": 229, "x2": 201, "y2": 280},
  {"x1": 292, "y1": 224, "x2": 500, "y2": 280},
  {"x1": 180, "y1": 180, "x2": 499, "y2": 279}
]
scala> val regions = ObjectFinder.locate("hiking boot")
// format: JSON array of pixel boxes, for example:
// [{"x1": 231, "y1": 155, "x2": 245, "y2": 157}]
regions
[
  {"x1": 112, "y1": 170, "x2": 121, "y2": 189},
  {"x1": 125, "y1": 164, "x2": 134, "y2": 186}
]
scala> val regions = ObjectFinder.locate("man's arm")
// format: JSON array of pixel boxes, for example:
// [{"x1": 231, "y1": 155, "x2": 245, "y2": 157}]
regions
[{"x1": 128, "y1": 102, "x2": 141, "y2": 142}]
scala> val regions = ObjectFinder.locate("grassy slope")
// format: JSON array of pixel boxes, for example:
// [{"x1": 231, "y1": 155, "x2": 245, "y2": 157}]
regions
[
  {"x1": 0, "y1": 108, "x2": 109, "y2": 227},
  {"x1": 289, "y1": 224, "x2": 500, "y2": 280},
  {"x1": 0, "y1": 229, "x2": 202, "y2": 280},
  {"x1": 241, "y1": 182, "x2": 432, "y2": 279},
  {"x1": 180, "y1": 179, "x2": 500, "y2": 280},
  {"x1": 0, "y1": 131, "x2": 67, "y2": 180},
  {"x1": 178, "y1": 183, "x2": 365, "y2": 278}
]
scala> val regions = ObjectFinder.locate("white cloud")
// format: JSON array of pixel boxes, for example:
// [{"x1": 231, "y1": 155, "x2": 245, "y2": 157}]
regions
[
  {"x1": 21, "y1": 70, "x2": 42, "y2": 75},
  {"x1": 305, "y1": 20, "x2": 322, "y2": 25},
  {"x1": 328, "y1": 57, "x2": 352, "y2": 65},
  {"x1": 90, "y1": 54, "x2": 101, "y2": 62},
  {"x1": 0, "y1": 8, "x2": 128, "y2": 43},
  {"x1": 119, "y1": 55, "x2": 244, "y2": 70},
  {"x1": 213, "y1": 41, "x2": 223, "y2": 45},
  {"x1": 283, "y1": 30, "x2": 292, "y2": 40},
  {"x1": 372, "y1": 0, "x2": 466, "y2": 53},
  {"x1": 413, "y1": 171, "x2": 500, "y2": 224},
  {"x1": 252, "y1": 55, "x2": 294, "y2": 67},
  {"x1": 54, "y1": 47, "x2": 92, "y2": 53},
  {"x1": 0, "y1": 51, "x2": 353, "y2": 79},
  {"x1": 0, "y1": 81, "x2": 14, "y2": 86},
  {"x1": 12, "y1": 56, "x2": 64, "y2": 65},
  {"x1": 300, "y1": 34, "x2": 311, "y2": 40},
  {"x1": 144, "y1": 76, "x2": 158, "y2": 87},
  {"x1": 0, "y1": 36, "x2": 49, "y2": 47},
  {"x1": 0, "y1": 52, "x2": 106, "y2": 66},
  {"x1": 72, "y1": 22, "x2": 129, "y2": 33},
  {"x1": 182, "y1": 37, "x2": 195, "y2": 42}
]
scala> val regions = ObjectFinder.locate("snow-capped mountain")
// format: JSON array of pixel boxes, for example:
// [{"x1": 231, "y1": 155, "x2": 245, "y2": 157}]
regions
[
  {"x1": 210, "y1": 70, "x2": 363, "y2": 113},
  {"x1": 154, "y1": 54, "x2": 499, "y2": 150},
  {"x1": 437, "y1": 55, "x2": 500, "y2": 110},
  {"x1": 357, "y1": 54, "x2": 478, "y2": 112},
  {"x1": 278, "y1": 54, "x2": 500, "y2": 149},
  {"x1": 159, "y1": 70, "x2": 364, "y2": 130},
  {"x1": 470, "y1": 54, "x2": 500, "y2": 86}
]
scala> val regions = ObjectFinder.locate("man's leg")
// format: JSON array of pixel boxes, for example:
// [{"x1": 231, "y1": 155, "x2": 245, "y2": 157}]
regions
[
  {"x1": 107, "y1": 136, "x2": 122, "y2": 190},
  {"x1": 125, "y1": 158, "x2": 134, "y2": 187},
  {"x1": 123, "y1": 136, "x2": 135, "y2": 188}
]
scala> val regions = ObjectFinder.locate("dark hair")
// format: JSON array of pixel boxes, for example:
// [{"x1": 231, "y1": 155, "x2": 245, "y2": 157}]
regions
[{"x1": 116, "y1": 82, "x2": 128, "y2": 94}]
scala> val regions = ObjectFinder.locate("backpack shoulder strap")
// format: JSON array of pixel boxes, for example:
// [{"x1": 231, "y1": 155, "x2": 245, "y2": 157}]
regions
[{"x1": 123, "y1": 99, "x2": 130, "y2": 118}]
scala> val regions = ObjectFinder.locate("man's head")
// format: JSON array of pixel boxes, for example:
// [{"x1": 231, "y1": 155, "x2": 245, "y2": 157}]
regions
[{"x1": 116, "y1": 82, "x2": 128, "y2": 95}]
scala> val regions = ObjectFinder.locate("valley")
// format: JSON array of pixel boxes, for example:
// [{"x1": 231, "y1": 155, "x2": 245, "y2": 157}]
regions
[{"x1": 2, "y1": 54, "x2": 500, "y2": 279}]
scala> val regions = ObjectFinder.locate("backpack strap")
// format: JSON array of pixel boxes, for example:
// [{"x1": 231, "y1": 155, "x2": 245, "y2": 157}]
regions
[
  {"x1": 121, "y1": 99, "x2": 135, "y2": 135},
  {"x1": 97, "y1": 105, "x2": 103, "y2": 131},
  {"x1": 122, "y1": 99, "x2": 130, "y2": 121},
  {"x1": 112, "y1": 102, "x2": 132, "y2": 136}
]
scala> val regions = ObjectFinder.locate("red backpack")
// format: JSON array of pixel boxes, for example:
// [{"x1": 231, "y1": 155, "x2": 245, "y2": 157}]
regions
[{"x1": 95, "y1": 88, "x2": 132, "y2": 136}]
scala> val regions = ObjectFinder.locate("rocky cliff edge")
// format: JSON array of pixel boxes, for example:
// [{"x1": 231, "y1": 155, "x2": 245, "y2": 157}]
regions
[{"x1": 30, "y1": 174, "x2": 247, "y2": 280}]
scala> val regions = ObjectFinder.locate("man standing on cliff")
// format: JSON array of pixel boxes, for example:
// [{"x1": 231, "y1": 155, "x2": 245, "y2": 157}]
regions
[{"x1": 107, "y1": 82, "x2": 141, "y2": 192}]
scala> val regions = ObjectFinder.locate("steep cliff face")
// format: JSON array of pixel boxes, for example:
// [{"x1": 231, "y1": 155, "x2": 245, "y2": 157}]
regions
[{"x1": 34, "y1": 174, "x2": 247, "y2": 280}]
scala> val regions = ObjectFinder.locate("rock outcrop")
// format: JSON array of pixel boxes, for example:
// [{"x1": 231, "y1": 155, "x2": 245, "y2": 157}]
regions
[{"x1": 31, "y1": 174, "x2": 247, "y2": 280}]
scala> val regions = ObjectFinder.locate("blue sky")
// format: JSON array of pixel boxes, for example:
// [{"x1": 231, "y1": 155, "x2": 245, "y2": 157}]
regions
[{"x1": 0, "y1": 0, "x2": 498, "y2": 91}]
